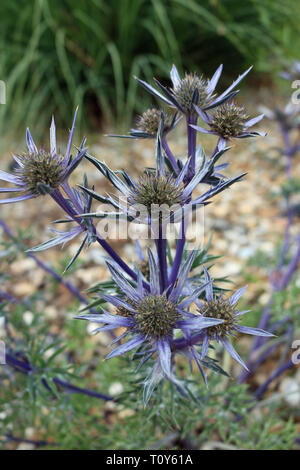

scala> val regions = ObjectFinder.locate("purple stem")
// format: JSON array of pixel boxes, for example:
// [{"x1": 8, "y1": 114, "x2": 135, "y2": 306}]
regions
[
  {"x1": 238, "y1": 337, "x2": 287, "y2": 384},
  {"x1": 155, "y1": 236, "x2": 168, "y2": 293},
  {"x1": 278, "y1": 124, "x2": 294, "y2": 269},
  {"x1": 172, "y1": 331, "x2": 204, "y2": 351},
  {"x1": 279, "y1": 204, "x2": 293, "y2": 270},
  {"x1": 0, "y1": 217, "x2": 87, "y2": 305},
  {"x1": 187, "y1": 115, "x2": 197, "y2": 176},
  {"x1": 254, "y1": 358, "x2": 294, "y2": 399},
  {"x1": 51, "y1": 189, "x2": 150, "y2": 291},
  {"x1": 6, "y1": 353, "x2": 115, "y2": 402},
  {"x1": 0, "y1": 289, "x2": 19, "y2": 304},
  {"x1": 168, "y1": 218, "x2": 187, "y2": 289},
  {"x1": 240, "y1": 122, "x2": 300, "y2": 384},
  {"x1": 240, "y1": 241, "x2": 300, "y2": 383},
  {"x1": 248, "y1": 123, "x2": 296, "y2": 353},
  {"x1": 278, "y1": 240, "x2": 300, "y2": 290}
]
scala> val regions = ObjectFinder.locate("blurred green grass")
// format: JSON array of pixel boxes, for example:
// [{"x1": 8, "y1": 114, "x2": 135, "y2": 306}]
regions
[{"x1": 0, "y1": 0, "x2": 299, "y2": 144}]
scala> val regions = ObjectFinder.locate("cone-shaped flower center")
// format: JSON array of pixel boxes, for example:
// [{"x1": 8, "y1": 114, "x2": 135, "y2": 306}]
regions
[
  {"x1": 173, "y1": 73, "x2": 209, "y2": 114},
  {"x1": 135, "y1": 294, "x2": 180, "y2": 339},
  {"x1": 131, "y1": 173, "x2": 184, "y2": 211},
  {"x1": 136, "y1": 108, "x2": 172, "y2": 137},
  {"x1": 209, "y1": 103, "x2": 248, "y2": 139},
  {"x1": 199, "y1": 297, "x2": 237, "y2": 338},
  {"x1": 16, "y1": 151, "x2": 65, "y2": 196}
]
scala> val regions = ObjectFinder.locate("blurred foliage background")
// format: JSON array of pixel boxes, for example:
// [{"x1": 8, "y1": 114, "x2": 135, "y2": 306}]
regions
[{"x1": 0, "y1": 0, "x2": 299, "y2": 144}]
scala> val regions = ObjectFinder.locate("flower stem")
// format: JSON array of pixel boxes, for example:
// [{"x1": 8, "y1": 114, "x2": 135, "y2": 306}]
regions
[
  {"x1": 254, "y1": 358, "x2": 294, "y2": 399},
  {"x1": 241, "y1": 119, "x2": 300, "y2": 381},
  {"x1": 169, "y1": 217, "x2": 187, "y2": 289},
  {"x1": 51, "y1": 189, "x2": 150, "y2": 290},
  {"x1": 0, "y1": 217, "x2": 87, "y2": 305},
  {"x1": 155, "y1": 236, "x2": 168, "y2": 293},
  {"x1": 6, "y1": 352, "x2": 115, "y2": 402},
  {"x1": 187, "y1": 115, "x2": 197, "y2": 176}
]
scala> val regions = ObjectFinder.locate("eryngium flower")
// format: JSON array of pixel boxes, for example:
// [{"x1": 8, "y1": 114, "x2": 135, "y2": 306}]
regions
[
  {"x1": 129, "y1": 172, "x2": 184, "y2": 210},
  {"x1": 108, "y1": 108, "x2": 180, "y2": 140},
  {"x1": 77, "y1": 250, "x2": 223, "y2": 385},
  {"x1": 135, "y1": 108, "x2": 178, "y2": 137},
  {"x1": 0, "y1": 109, "x2": 86, "y2": 204},
  {"x1": 135, "y1": 64, "x2": 252, "y2": 117},
  {"x1": 15, "y1": 150, "x2": 65, "y2": 196},
  {"x1": 79, "y1": 133, "x2": 246, "y2": 226},
  {"x1": 172, "y1": 72, "x2": 210, "y2": 115},
  {"x1": 192, "y1": 102, "x2": 265, "y2": 150},
  {"x1": 199, "y1": 269, "x2": 273, "y2": 370},
  {"x1": 208, "y1": 103, "x2": 249, "y2": 138}
]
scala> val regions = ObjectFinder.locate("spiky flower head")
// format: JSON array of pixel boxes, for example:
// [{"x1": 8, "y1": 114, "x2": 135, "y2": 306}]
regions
[
  {"x1": 173, "y1": 73, "x2": 210, "y2": 115},
  {"x1": 208, "y1": 102, "x2": 248, "y2": 139},
  {"x1": 136, "y1": 108, "x2": 173, "y2": 137},
  {"x1": 136, "y1": 64, "x2": 253, "y2": 118},
  {"x1": 15, "y1": 150, "x2": 65, "y2": 196},
  {"x1": 80, "y1": 140, "x2": 247, "y2": 227},
  {"x1": 192, "y1": 102, "x2": 265, "y2": 151},
  {"x1": 118, "y1": 294, "x2": 181, "y2": 339},
  {"x1": 130, "y1": 172, "x2": 184, "y2": 211},
  {"x1": 200, "y1": 268, "x2": 273, "y2": 369},
  {"x1": 0, "y1": 109, "x2": 86, "y2": 205},
  {"x1": 77, "y1": 250, "x2": 223, "y2": 399},
  {"x1": 107, "y1": 108, "x2": 180, "y2": 140},
  {"x1": 199, "y1": 296, "x2": 239, "y2": 339}
]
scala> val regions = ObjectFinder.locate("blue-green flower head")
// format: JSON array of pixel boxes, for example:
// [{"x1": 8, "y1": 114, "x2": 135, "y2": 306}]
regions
[
  {"x1": 0, "y1": 109, "x2": 86, "y2": 204},
  {"x1": 172, "y1": 72, "x2": 210, "y2": 115},
  {"x1": 208, "y1": 102, "x2": 249, "y2": 139},
  {"x1": 200, "y1": 268, "x2": 274, "y2": 370},
  {"x1": 129, "y1": 171, "x2": 185, "y2": 211},
  {"x1": 135, "y1": 64, "x2": 253, "y2": 118},
  {"x1": 77, "y1": 250, "x2": 223, "y2": 385},
  {"x1": 15, "y1": 149, "x2": 65, "y2": 196}
]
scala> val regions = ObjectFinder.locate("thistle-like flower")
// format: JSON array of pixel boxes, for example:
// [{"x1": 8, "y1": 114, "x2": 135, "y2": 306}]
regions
[
  {"x1": 135, "y1": 64, "x2": 252, "y2": 118},
  {"x1": 191, "y1": 101, "x2": 265, "y2": 150},
  {"x1": 0, "y1": 109, "x2": 86, "y2": 204},
  {"x1": 79, "y1": 127, "x2": 246, "y2": 227},
  {"x1": 199, "y1": 269, "x2": 273, "y2": 369},
  {"x1": 77, "y1": 249, "x2": 223, "y2": 394},
  {"x1": 129, "y1": 171, "x2": 184, "y2": 211},
  {"x1": 108, "y1": 108, "x2": 180, "y2": 140}
]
